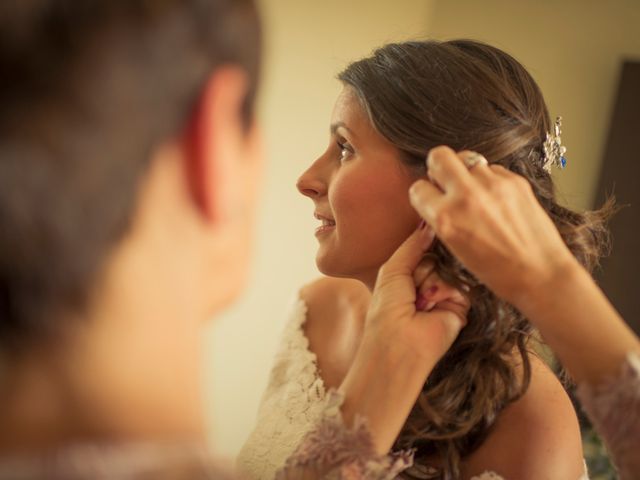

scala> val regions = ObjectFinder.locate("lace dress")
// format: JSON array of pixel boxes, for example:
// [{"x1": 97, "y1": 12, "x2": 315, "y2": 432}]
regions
[
  {"x1": 238, "y1": 299, "x2": 595, "y2": 480},
  {"x1": 237, "y1": 299, "x2": 329, "y2": 478}
]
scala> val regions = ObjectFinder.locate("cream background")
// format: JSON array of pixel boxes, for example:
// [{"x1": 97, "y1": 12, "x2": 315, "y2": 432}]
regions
[{"x1": 204, "y1": 0, "x2": 640, "y2": 458}]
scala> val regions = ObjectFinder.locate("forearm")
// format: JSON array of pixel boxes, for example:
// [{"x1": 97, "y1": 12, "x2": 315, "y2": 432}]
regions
[
  {"x1": 338, "y1": 337, "x2": 436, "y2": 455},
  {"x1": 511, "y1": 259, "x2": 640, "y2": 385}
]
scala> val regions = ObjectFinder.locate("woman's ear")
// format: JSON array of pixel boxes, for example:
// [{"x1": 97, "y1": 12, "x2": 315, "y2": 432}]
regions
[{"x1": 182, "y1": 66, "x2": 249, "y2": 224}]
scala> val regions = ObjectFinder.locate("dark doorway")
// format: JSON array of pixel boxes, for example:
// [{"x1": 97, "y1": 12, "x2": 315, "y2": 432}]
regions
[{"x1": 594, "y1": 61, "x2": 640, "y2": 334}]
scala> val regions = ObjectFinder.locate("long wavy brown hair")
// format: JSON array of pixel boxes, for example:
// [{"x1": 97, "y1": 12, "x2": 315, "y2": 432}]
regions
[{"x1": 338, "y1": 39, "x2": 614, "y2": 479}]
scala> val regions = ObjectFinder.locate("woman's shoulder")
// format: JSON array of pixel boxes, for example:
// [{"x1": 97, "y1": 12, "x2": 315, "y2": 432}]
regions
[
  {"x1": 461, "y1": 354, "x2": 585, "y2": 479},
  {"x1": 298, "y1": 277, "x2": 371, "y2": 389},
  {"x1": 299, "y1": 277, "x2": 370, "y2": 329}
]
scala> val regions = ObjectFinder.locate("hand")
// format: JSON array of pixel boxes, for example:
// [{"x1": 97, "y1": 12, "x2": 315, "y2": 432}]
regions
[
  {"x1": 364, "y1": 223, "x2": 469, "y2": 368},
  {"x1": 339, "y1": 223, "x2": 469, "y2": 455},
  {"x1": 406, "y1": 146, "x2": 640, "y2": 390},
  {"x1": 409, "y1": 145, "x2": 578, "y2": 306}
]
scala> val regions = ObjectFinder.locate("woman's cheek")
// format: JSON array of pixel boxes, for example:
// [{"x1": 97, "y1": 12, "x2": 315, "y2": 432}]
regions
[{"x1": 331, "y1": 176, "x2": 375, "y2": 226}]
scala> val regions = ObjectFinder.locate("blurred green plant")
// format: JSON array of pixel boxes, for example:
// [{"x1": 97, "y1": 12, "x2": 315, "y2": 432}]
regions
[{"x1": 582, "y1": 425, "x2": 617, "y2": 480}]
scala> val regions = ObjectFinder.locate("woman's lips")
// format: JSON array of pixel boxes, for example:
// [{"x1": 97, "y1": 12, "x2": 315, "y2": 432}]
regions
[
  {"x1": 314, "y1": 212, "x2": 336, "y2": 235},
  {"x1": 315, "y1": 224, "x2": 336, "y2": 235}
]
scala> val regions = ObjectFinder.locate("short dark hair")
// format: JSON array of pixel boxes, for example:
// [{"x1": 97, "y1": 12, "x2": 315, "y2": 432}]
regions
[{"x1": 0, "y1": 0, "x2": 261, "y2": 353}]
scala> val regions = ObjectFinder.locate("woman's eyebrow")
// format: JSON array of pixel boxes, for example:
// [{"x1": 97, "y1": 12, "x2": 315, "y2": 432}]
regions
[{"x1": 330, "y1": 121, "x2": 354, "y2": 136}]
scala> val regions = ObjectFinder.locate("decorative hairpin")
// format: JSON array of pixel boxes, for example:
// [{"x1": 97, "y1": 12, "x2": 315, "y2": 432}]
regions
[{"x1": 542, "y1": 116, "x2": 567, "y2": 172}]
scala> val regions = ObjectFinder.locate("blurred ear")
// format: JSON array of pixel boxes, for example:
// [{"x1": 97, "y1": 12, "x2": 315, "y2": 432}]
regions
[{"x1": 183, "y1": 66, "x2": 249, "y2": 223}]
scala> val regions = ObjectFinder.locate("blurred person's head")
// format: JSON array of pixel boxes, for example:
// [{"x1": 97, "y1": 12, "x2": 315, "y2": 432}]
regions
[{"x1": 0, "y1": 0, "x2": 262, "y2": 359}]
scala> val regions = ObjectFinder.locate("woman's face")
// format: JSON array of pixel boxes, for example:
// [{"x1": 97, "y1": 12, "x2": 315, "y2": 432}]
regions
[{"x1": 297, "y1": 87, "x2": 423, "y2": 287}]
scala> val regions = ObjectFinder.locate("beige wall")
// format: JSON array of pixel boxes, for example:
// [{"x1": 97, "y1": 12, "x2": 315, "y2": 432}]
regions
[{"x1": 204, "y1": 0, "x2": 640, "y2": 459}]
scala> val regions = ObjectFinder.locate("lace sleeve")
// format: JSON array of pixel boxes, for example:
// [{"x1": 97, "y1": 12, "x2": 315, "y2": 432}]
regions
[
  {"x1": 576, "y1": 351, "x2": 640, "y2": 480},
  {"x1": 275, "y1": 389, "x2": 414, "y2": 480}
]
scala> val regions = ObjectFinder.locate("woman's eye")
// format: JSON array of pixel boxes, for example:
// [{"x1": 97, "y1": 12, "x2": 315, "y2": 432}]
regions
[{"x1": 337, "y1": 141, "x2": 354, "y2": 162}]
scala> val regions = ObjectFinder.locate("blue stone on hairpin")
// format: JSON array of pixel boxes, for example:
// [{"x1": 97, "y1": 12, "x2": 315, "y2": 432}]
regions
[{"x1": 542, "y1": 116, "x2": 567, "y2": 172}]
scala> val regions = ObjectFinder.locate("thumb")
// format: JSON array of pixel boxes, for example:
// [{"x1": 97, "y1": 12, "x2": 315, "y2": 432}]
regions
[{"x1": 416, "y1": 308, "x2": 466, "y2": 357}]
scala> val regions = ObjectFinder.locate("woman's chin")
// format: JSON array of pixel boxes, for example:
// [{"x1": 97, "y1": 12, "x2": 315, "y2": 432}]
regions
[
  {"x1": 315, "y1": 259, "x2": 339, "y2": 277},
  {"x1": 315, "y1": 253, "x2": 347, "y2": 278},
  {"x1": 314, "y1": 254, "x2": 372, "y2": 282}
]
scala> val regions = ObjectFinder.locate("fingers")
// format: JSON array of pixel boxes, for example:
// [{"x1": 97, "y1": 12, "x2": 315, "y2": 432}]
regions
[
  {"x1": 418, "y1": 306, "x2": 467, "y2": 341},
  {"x1": 414, "y1": 296, "x2": 469, "y2": 353},
  {"x1": 379, "y1": 223, "x2": 435, "y2": 281},
  {"x1": 412, "y1": 258, "x2": 435, "y2": 288},
  {"x1": 459, "y1": 150, "x2": 494, "y2": 188},
  {"x1": 412, "y1": 148, "x2": 497, "y2": 222},
  {"x1": 488, "y1": 163, "x2": 514, "y2": 178},
  {"x1": 415, "y1": 271, "x2": 464, "y2": 313},
  {"x1": 426, "y1": 146, "x2": 473, "y2": 192},
  {"x1": 409, "y1": 179, "x2": 445, "y2": 227},
  {"x1": 413, "y1": 257, "x2": 470, "y2": 316},
  {"x1": 428, "y1": 147, "x2": 503, "y2": 191}
]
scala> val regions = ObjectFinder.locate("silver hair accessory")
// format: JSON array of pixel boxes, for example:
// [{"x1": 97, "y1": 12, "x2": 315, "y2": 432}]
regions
[
  {"x1": 463, "y1": 151, "x2": 489, "y2": 169},
  {"x1": 542, "y1": 116, "x2": 567, "y2": 172}
]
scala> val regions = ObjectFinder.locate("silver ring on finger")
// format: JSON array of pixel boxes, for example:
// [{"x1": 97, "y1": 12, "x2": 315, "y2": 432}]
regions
[{"x1": 463, "y1": 151, "x2": 489, "y2": 170}]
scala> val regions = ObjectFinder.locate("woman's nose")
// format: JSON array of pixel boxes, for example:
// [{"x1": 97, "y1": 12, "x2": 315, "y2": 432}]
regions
[{"x1": 296, "y1": 166, "x2": 327, "y2": 198}]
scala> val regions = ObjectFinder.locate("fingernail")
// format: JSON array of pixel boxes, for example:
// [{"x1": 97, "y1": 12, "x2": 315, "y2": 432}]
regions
[
  {"x1": 409, "y1": 182, "x2": 422, "y2": 199},
  {"x1": 415, "y1": 295, "x2": 428, "y2": 310},
  {"x1": 425, "y1": 285, "x2": 438, "y2": 297},
  {"x1": 421, "y1": 225, "x2": 435, "y2": 251},
  {"x1": 426, "y1": 149, "x2": 434, "y2": 165},
  {"x1": 425, "y1": 301, "x2": 436, "y2": 311},
  {"x1": 426, "y1": 149, "x2": 438, "y2": 169}
]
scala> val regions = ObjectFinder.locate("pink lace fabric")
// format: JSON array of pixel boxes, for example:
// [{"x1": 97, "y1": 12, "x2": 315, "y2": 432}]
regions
[{"x1": 576, "y1": 351, "x2": 640, "y2": 480}]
